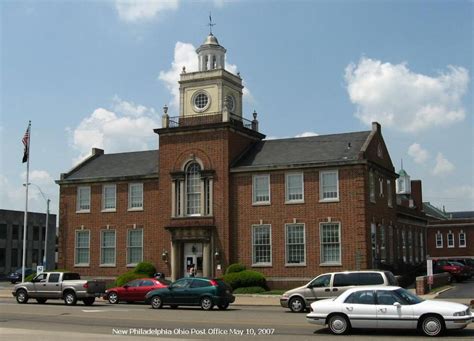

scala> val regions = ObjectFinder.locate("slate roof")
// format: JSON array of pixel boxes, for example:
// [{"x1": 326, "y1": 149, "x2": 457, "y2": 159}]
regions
[
  {"x1": 63, "y1": 150, "x2": 158, "y2": 181},
  {"x1": 422, "y1": 202, "x2": 450, "y2": 220},
  {"x1": 232, "y1": 131, "x2": 371, "y2": 170},
  {"x1": 449, "y1": 211, "x2": 474, "y2": 219}
]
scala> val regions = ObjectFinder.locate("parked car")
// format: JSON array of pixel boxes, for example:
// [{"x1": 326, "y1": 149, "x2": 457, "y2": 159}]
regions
[
  {"x1": 280, "y1": 270, "x2": 398, "y2": 312},
  {"x1": 6, "y1": 268, "x2": 35, "y2": 284},
  {"x1": 145, "y1": 277, "x2": 234, "y2": 310},
  {"x1": 12, "y1": 271, "x2": 106, "y2": 306},
  {"x1": 433, "y1": 259, "x2": 471, "y2": 282},
  {"x1": 105, "y1": 278, "x2": 170, "y2": 304},
  {"x1": 450, "y1": 259, "x2": 474, "y2": 278},
  {"x1": 306, "y1": 286, "x2": 472, "y2": 336}
]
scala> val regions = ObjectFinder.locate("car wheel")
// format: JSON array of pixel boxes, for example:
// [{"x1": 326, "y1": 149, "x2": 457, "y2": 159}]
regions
[
  {"x1": 200, "y1": 297, "x2": 214, "y2": 310},
  {"x1": 107, "y1": 292, "x2": 119, "y2": 304},
  {"x1": 328, "y1": 314, "x2": 351, "y2": 335},
  {"x1": 151, "y1": 296, "x2": 163, "y2": 309},
  {"x1": 420, "y1": 315, "x2": 445, "y2": 337},
  {"x1": 63, "y1": 291, "x2": 77, "y2": 306},
  {"x1": 218, "y1": 303, "x2": 229, "y2": 310},
  {"x1": 289, "y1": 297, "x2": 305, "y2": 313},
  {"x1": 83, "y1": 297, "x2": 95, "y2": 306},
  {"x1": 16, "y1": 289, "x2": 29, "y2": 304},
  {"x1": 36, "y1": 298, "x2": 47, "y2": 304}
]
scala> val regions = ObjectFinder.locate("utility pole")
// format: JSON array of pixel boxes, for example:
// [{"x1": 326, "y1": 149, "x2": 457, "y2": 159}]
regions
[{"x1": 43, "y1": 198, "x2": 50, "y2": 270}]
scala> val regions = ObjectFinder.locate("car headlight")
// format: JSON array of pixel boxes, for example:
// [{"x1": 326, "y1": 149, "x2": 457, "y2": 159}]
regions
[
  {"x1": 281, "y1": 294, "x2": 289, "y2": 299},
  {"x1": 454, "y1": 311, "x2": 466, "y2": 316}
]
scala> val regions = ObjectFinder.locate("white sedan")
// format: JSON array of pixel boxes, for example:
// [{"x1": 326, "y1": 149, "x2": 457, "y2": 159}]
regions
[{"x1": 306, "y1": 286, "x2": 472, "y2": 336}]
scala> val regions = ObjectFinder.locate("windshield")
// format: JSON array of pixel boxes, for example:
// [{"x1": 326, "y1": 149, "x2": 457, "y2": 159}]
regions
[{"x1": 395, "y1": 288, "x2": 424, "y2": 305}]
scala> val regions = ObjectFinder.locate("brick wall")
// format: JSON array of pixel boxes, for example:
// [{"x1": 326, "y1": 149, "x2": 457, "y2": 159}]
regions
[{"x1": 427, "y1": 219, "x2": 474, "y2": 258}]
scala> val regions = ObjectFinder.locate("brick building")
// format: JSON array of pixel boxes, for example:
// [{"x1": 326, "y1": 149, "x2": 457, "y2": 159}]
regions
[{"x1": 56, "y1": 33, "x2": 424, "y2": 286}]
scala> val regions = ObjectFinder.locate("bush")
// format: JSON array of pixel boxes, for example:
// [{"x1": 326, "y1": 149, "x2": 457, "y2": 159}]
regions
[
  {"x1": 232, "y1": 286, "x2": 266, "y2": 294},
  {"x1": 222, "y1": 270, "x2": 266, "y2": 290},
  {"x1": 115, "y1": 271, "x2": 145, "y2": 287},
  {"x1": 225, "y1": 263, "x2": 246, "y2": 274},
  {"x1": 25, "y1": 273, "x2": 36, "y2": 282},
  {"x1": 134, "y1": 262, "x2": 156, "y2": 277}
]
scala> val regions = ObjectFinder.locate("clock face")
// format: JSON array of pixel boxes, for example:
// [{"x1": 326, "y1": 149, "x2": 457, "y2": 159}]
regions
[
  {"x1": 192, "y1": 91, "x2": 210, "y2": 112},
  {"x1": 225, "y1": 95, "x2": 235, "y2": 112}
]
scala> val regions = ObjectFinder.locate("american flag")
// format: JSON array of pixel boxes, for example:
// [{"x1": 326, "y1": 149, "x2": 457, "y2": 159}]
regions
[{"x1": 22, "y1": 124, "x2": 30, "y2": 163}]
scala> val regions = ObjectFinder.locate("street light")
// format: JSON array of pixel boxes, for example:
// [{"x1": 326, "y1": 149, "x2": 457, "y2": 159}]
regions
[{"x1": 24, "y1": 183, "x2": 50, "y2": 270}]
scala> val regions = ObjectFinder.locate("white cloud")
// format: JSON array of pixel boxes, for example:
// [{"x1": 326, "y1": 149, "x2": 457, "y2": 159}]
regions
[
  {"x1": 21, "y1": 170, "x2": 54, "y2": 185},
  {"x1": 345, "y1": 58, "x2": 469, "y2": 133},
  {"x1": 295, "y1": 132, "x2": 319, "y2": 138},
  {"x1": 432, "y1": 152, "x2": 455, "y2": 176},
  {"x1": 425, "y1": 185, "x2": 474, "y2": 211},
  {"x1": 70, "y1": 97, "x2": 159, "y2": 164},
  {"x1": 407, "y1": 143, "x2": 429, "y2": 164},
  {"x1": 115, "y1": 0, "x2": 179, "y2": 22},
  {"x1": 158, "y1": 41, "x2": 252, "y2": 111}
]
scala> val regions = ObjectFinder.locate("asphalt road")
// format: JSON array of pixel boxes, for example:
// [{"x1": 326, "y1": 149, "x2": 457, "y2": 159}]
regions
[
  {"x1": 438, "y1": 277, "x2": 474, "y2": 299},
  {"x1": 0, "y1": 298, "x2": 473, "y2": 340}
]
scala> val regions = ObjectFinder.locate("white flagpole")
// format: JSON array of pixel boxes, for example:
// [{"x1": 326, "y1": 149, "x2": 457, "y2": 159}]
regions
[{"x1": 21, "y1": 121, "x2": 31, "y2": 282}]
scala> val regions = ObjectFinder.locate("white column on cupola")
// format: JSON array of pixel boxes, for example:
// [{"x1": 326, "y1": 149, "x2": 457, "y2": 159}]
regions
[{"x1": 196, "y1": 32, "x2": 227, "y2": 72}]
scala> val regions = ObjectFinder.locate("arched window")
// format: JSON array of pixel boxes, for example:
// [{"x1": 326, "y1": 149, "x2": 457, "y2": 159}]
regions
[{"x1": 186, "y1": 162, "x2": 201, "y2": 215}]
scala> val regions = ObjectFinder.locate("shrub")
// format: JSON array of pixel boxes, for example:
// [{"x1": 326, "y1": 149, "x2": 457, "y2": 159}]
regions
[
  {"x1": 222, "y1": 270, "x2": 266, "y2": 290},
  {"x1": 115, "y1": 271, "x2": 145, "y2": 287},
  {"x1": 133, "y1": 262, "x2": 156, "y2": 277},
  {"x1": 25, "y1": 273, "x2": 36, "y2": 282},
  {"x1": 232, "y1": 286, "x2": 266, "y2": 294},
  {"x1": 225, "y1": 263, "x2": 246, "y2": 274}
]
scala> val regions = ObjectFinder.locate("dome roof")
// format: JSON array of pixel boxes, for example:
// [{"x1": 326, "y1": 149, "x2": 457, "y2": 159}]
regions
[
  {"x1": 202, "y1": 34, "x2": 220, "y2": 46},
  {"x1": 398, "y1": 169, "x2": 409, "y2": 176}
]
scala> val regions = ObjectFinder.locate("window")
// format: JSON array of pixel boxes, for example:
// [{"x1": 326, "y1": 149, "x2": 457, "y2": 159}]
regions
[
  {"x1": 11, "y1": 249, "x2": 18, "y2": 267},
  {"x1": 252, "y1": 175, "x2": 270, "y2": 204},
  {"x1": 359, "y1": 273, "x2": 384, "y2": 285},
  {"x1": 380, "y1": 225, "x2": 386, "y2": 262},
  {"x1": 140, "y1": 280, "x2": 154, "y2": 287},
  {"x1": 0, "y1": 249, "x2": 4, "y2": 267},
  {"x1": 459, "y1": 231, "x2": 466, "y2": 248},
  {"x1": 379, "y1": 178, "x2": 384, "y2": 197},
  {"x1": 252, "y1": 224, "x2": 272, "y2": 265},
  {"x1": 77, "y1": 186, "x2": 91, "y2": 212},
  {"x1": 408, "y1": 230, "x2": 413, "y2": 263},
  {"x1": 127, "y1": 229, "x2": 143, "y2": 265},
  {"x1": 436, "y1": 231, "x2": 443, "y2": 248},
  {"x1": 75, "y1": 230, "x2": 90, "y2": 266},
  {"x1": 387, "y1": 180, "x2": 393, "y2": 207},
  {"x1": 419, "y1": 232, "x2": 424, "y2": 261},
  {"x1": 0, "y1": 224, "x2": 6, "y2": 239},
  {"x1": 101, "y1": 230, "x2": 116, "y2": 266},
  {"x1": 309, "y1": 274, "x2": 331, "y2": 288},
  {"x1": 48, "y1": 273, "x2": 60, "y2": 283},
  {"x1": 369, "y1": 171, "x2": 375, "y2": 203},
  {"x1": 191, "y1": 279, "x2": 211, "y2": 288},
  {"x1": 285, "y1": 173, "x2": 304, "y2": 203},
  {"x1": 333, "y1": 273, "x2": 358, "y2": 286},
  {"x1": 285, "y1": 224, "x2": 305, "y2": 265},
  {"x1": 345, "y1": 290, "x2": 375, "y2": 305},
  {"x1": 186, "y1": 162, "x2": 201, "y2": 215},
  {"x1": 320, "y1": 222, "x2": 341, "y2": 264},
  {"x1": 126, "y1": 279, "x2": 142, "y2": 287},
  {"x1": 33, "y1": 226, "x2": 39, "y2": 241},
  {"x1": 320, "y1": 170, "x2": 339, "y2": 201},
  {"x1": 63, "y1": 273, "x2": 80, "y2": 280},
  {"x1": 172, "y1": 278, "x2": 192, "y2": 289},
  {"x1": 447, "y1": 231, "x2": 454, "y2": 248},
  {"x1": 128, "y1": 183, "x2": 143, "y2": 210},
  {"x1": 376, "y1": 290, "x2": 403, "y2": 306},
  {"x1": 102, "y1": 184, "x2": 116, "y2": 211},
  {"x1": 12, "y1": 225, "x2": 19, "y2": 240}
]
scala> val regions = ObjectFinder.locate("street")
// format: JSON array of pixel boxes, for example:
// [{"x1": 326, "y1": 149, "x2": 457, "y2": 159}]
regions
[{"x1": 0, "y1": 296, "x2": 473, "y2": 340}]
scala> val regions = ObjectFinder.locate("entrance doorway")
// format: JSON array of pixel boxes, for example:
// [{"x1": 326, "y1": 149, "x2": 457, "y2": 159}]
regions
[{"x1": 183, "y1": 243, "x2": 203, "y2": 277}]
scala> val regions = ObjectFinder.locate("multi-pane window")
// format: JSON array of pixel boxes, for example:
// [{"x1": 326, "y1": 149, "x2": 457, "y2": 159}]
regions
[
  {"x1": 401, "y1": 229, "x2": 407, "y2": 262},
  {"x1": 419, "y1": 232, "x2": 424, "y2": 261},
  {"x1": 320, "y1": 223, "x2": 341, "y2": 264},
  {"x1": 408, "y1": 230, "x2": 413, "y2": 263},
  {"x1": 11, "y1": 248, "x2": 18, "y2": 267},
  {"x1": 252, "y1": 224, "x2": 271, "y2": 265},
  {"x1": 77, "y1": 186, "x2": 91, "y2": 212},
  {"x1": 186, "y1": 162, "x2": 201, "y2": 215},
  {"x1": 75, "y1": 230, "x2": 90, "y2": 265},
  {"x1": 102, "y1": 184, "x2": 116, "y2": 211},
  {"x1": 379, "y1": 178, "x2": 384, "y2": 197},
  {"x1": 447, "y1": 231, "x2": 454, "y2": 248},
  {"x1": 12, "y1": 225, "x2": 19, "y2": 240},
  {"x1": 101, "y1": 230, "x2": 116, "y2": 265},
  {"x1": 285, "y1": 173, "x2": 304, "y2": 202},
  {"x1": 286, "y1": 224, "x2": 305, "y2": 264},
  {"x1": 436, "y1": 231, "x2": 443, "y2": 248},
  {"x1": 387, "y1": 180, "x2": 393, "y2": 207},
  {"x1": 128, "y1": 183, "x2": 143, "y2": 209},
  {"x1": 459, "y1": 231, "x2": 466, "y2": 248},
  {"x1": 253, "y1": 175, "x2": 270, "y2": 204},
  {"x1": 320, "y1": 170, "x2": 339, "y2": 201},
  {"x1": 369, "y1": 171, "x2": 375, "y2": 202},
  {"x1": 380, "y1": 225, "x2": 386, "y2": 262},
  {"x1": 127, "y1": 229, "x2": 143, "y2": 265}
]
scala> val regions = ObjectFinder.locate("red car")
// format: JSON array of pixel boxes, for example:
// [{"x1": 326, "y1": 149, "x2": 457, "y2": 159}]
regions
[
  {"x1": 105, "y1": 278, "x2": 170, "y2": 304},
  {"x1": 433, "y1": 259, "x2": 470, "y2": 282}
]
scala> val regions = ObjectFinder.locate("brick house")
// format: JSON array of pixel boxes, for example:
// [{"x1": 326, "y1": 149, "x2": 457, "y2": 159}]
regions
[{"x1": 56, "y1": 33, "x2": 423, "y2": 287}]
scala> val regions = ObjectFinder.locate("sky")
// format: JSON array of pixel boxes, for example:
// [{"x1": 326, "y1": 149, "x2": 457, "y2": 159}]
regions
[{"x1": 1, "y1": 0, "x2": 473, "y2": 220}]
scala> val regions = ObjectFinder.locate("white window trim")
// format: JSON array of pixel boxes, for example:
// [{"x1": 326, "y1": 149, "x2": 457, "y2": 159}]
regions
[
  {"x1": 128, "y1": 183, "x2": 144, "y2": 211},
  {"x1": 74, "y1": 229, "x2": 90, "y2": 267},
  {"x1": 459, "y1": 231, "x2": 466, "y2": 248},
  {"x1": 435, "y1": 231, "x2": 443, "y2": 248},
  {"x1": 285, "y1": 223, "x2": 306, "y2": 266},
  {"x1": 387, "y1": 179, "x2": 393, "y2": 208},
  {"x1": 369, "y1": 171, "x2": 376, "y2": 203},
  {"x1": 285, "y1": 172, "x2": 304, "y2": 204},
  {"x1": 76, "y1": 186, "x2": 91, "y2": 213},
  {"x1": 447, "y1": 231, "x2": 455, "y2": 248},
  {"x1": 252, "y1": 174, "x2": 271, "y2": 205},
  {"x1": 100, "y1": 229, "x2": 116, "y2": 267},
  {"x1": 319, "y1": 170, "x2": 339, "y2": 202},
  {"x1": 379, "y1": 178, "x2": 384, "y2": 197},
  {"x1": 102, "y1": 184, "x2": 116, "y2": 212},
  {"x1": 126, "y1": 228, "x2": 144, "y2": 267},
  {"x1": 319, "y1": 222, "x2": 342, "y2": 266},
  {"x1": 251, "y1": 224, "x2": 272, "y2": 267}
]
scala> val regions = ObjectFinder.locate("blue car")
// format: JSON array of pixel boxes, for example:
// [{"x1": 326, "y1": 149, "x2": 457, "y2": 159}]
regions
[{"x1": 6, "y1": 268, "x2": 34, "y2": 284}]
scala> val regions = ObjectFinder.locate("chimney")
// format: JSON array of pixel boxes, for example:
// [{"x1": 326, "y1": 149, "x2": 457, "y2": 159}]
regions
[
  {"x1": 410, "y1": 180, "x2": 423, "y2": 211},
  {"x1": 372, "y1": 122, "x2": 381, "y2": 133},
  {"x1": 92, "y1": 148, "x2": 104, "y2": 156}
]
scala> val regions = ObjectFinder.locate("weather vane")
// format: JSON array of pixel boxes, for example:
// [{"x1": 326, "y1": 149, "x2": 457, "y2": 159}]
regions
[{"x1": 208, "y1": 12, "x2": 216, "y2": 35}]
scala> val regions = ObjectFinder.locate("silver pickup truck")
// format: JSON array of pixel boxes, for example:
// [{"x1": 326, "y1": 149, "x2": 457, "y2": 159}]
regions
[{"x1": 12, "y1": 271, "x2": 106, "y2": 306}]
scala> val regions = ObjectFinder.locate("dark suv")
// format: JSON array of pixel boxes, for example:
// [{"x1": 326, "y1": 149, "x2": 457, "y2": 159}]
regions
[{"x1": 145, "y1": 277, "x2": 234, "y2": 310}]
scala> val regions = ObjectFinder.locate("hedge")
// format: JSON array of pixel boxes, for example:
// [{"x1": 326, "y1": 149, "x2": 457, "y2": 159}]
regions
[
  {"x1": 232, "y1": 286, "x2": 266, "y2": 294},
  {"x1": 115, "y1": 271, "x2": 146, "y2": 287},
  {"x1": 134, "y1": 262, "x2": 156, "y2": 277},
  {"x1": 222, "y1": 270, "x2": 266, "y2": 290},
  {"x1": 225, "y1": 263, "x2": 246, "y2": 274}
]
